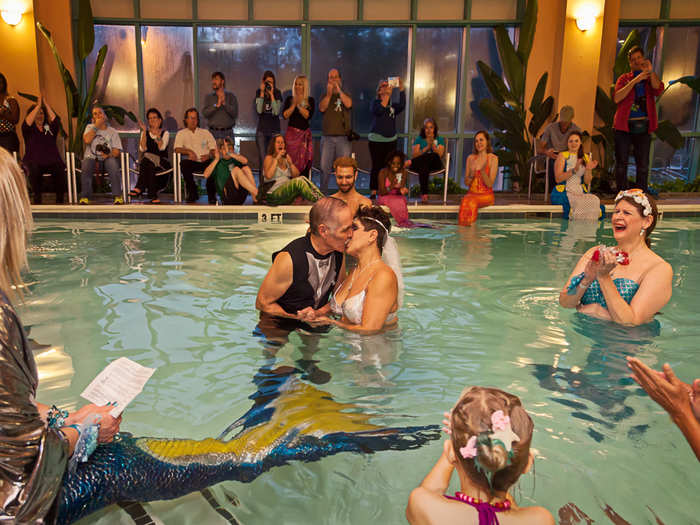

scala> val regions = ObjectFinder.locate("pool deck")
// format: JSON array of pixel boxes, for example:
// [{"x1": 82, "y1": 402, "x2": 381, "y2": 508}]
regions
[{"x1": 31, "y1": 193, "x2": 700, "y2": 221}]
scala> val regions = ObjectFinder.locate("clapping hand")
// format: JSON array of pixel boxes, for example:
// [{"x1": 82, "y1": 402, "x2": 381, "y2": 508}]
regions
[
  {"x1": 588, "y1": 159, "x2": 599, "y2": 171},
  {"x1": 138, "y1": 120, "x2": 147, "y2": 132},
  {"x1": 627, "y1": 358, "x2": 699, "y2": 422}
]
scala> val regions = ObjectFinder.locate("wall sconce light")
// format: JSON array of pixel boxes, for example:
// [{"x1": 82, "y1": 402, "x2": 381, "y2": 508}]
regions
[
  {"x1": 1, "y1": 9, "x2": 22, "y2": 26},
  {"x1": 575, "y1": 5, "x2": 597, "y2": 31}
]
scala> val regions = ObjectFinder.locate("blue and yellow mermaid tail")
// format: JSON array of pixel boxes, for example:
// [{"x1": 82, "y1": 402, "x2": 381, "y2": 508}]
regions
[{"x1": 57, "y1": 378, "x2": 439, "y2": 524}]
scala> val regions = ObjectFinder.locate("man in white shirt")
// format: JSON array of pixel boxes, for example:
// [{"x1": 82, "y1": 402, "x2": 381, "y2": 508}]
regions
[
  {"x1": 174, "y1": 108, "x2": 216, "y2": 203},
  {"x1": 80, "y1": 106, "x2": 124, "y2": 204}
]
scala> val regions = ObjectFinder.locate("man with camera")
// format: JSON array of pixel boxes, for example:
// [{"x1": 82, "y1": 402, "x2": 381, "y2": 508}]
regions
[
  {"x1": 255, "y1": 71, "x2": 282, "y2": 187},
  {"x1": 202, "y1": 71, "x2": 238, "y2": 141},
  {"x1": 80, "y1": 106, "x2": 124, "y2": 204},
  {"x1": 319, "y1": 69, "x2": 353, "y2": 195},
  {"x1": 174, "y1": 108, "x2": 217, "y2": 203},
  {"x1": 613, "y1": 45, "x2": 664, "y2": 192}
]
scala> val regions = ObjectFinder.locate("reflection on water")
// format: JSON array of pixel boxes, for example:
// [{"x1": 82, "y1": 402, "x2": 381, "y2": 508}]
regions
[
  {"x1": 22, "y1": 219, "x2": 700, "y2": 525},
  {"x1": 532, "y1": 314, "x2": 662, "y2": 439}
]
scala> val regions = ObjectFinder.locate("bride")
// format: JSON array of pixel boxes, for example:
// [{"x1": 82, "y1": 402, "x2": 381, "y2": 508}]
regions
[{"x1": 316, "y1": 205, "x2": 403, "y2": 334}]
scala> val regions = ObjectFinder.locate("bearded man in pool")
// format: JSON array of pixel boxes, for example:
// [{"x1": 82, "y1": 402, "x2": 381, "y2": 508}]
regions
[{"x1": 255, "y1": 197, "x2": 353, "y2": 346}]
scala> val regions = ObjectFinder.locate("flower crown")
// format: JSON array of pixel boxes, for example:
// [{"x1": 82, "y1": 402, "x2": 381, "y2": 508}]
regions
[{"x1": 615, "y1": 189, "x2": 652, "y2": 217}]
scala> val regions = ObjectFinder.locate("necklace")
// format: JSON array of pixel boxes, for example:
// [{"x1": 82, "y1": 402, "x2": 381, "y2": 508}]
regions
[
  {"x1": 453, "y1": 492, "x2": 511, "y2": 510},
  {"x1": 347, "y1": 258, "x2": 381, "y2": 291}
]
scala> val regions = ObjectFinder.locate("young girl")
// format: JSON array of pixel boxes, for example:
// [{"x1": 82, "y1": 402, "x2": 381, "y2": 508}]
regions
[{"x1": 406, "y1": 386, "x2": 554, "y2": 525}]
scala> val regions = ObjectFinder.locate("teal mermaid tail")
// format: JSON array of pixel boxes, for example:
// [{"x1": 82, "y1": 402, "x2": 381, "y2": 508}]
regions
[{"x1": 57, "y1": 369, "x2": 439, "y2": 523}]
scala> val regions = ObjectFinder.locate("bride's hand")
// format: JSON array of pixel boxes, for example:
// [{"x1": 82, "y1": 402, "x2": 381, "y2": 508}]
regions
[{"x1": 307, "y1": 315, "x2": 334, "y2": 327}]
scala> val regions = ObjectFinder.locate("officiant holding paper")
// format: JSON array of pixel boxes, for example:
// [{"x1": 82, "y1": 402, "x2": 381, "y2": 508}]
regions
[{"x1": 0, "y1": 148, "x2": 122, "y2": 523}]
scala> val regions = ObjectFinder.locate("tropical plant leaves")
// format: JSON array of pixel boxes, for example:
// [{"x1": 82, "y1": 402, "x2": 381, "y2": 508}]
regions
[
  {"x1": 517, "y1": 0, "x2": 538, "y2": 65},
  {"x1": 669, "y1": 76, "x2": 700, "y2": 94},
  {"x1": 37, "y1": 22, "x2": 79, "y2": 117},
  {"x1": 529, "y1": 72, "x2": 548, "y2": 114},
  {"x1": 476, "y1": 61, "x2": 514, "y2": 106},
  {"x1": 644, "y1": 27, "x2": 657, "y2": 57},
  {"x1": 654, "y1": 120, "x2": 684, "y2": 149},
  {"x1": 614, "y1": 29, "x2": 640, "y2": 79},
  {"x1": 594, "y1": 86, "x2": 616, "y2": 123},
  {"x1": 528, "y1": 95, "x2": 554, "y2": 137},
  {"x1": 478, "y1": 99, "x2": 524, "y2": 137},
  {"x1": 102, "y1": 105, "x2": 137, "y2": 126},
  {"x1": 76, "y1": 0, "x2": 95, "y2": 61},
  {"x1": 17, "y1": 92, "x2": 38, "y2": 102},
  {"x1": 494, "y1": 26, "x2": 524, "y2": 102}
]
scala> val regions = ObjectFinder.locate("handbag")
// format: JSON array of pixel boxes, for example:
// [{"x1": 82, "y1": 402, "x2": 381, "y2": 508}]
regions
[{"x1": 143, "y1": 152, "x2": 163, "y2": 168}]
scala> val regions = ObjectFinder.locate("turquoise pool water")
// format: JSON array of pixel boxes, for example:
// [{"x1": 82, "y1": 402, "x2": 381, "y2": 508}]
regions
[{"x1": 22, "y1": 218, "x2": 700, "y2": 524}]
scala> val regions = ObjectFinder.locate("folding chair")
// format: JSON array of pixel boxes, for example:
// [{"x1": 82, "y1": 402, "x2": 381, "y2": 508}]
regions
[
  {"x1": 125, "y1": 153, "x2": 174, "y2": 203},
  {"x1": 406, "y1": 152, "x2": 451, "y2": 205},
  {"x1": 527, "y1": 142, "x2": 550, "y2": 202},
  {"x1": 173, "y1": 152, "x2": 206, "y2": 203},
  {"x1": 66, "y1": 151, "x2": 128, "y2": 203}
]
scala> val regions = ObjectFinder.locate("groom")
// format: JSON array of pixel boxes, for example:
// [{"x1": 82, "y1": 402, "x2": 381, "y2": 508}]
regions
[{"x1": 256, "y1": 197, "x2": 353, "y2": 336}]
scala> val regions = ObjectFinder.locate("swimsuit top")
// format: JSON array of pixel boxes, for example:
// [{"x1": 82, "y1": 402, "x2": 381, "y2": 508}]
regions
[
  {"x1": 269, "y1": 162, "x2": 292, "y2": 192},
  {"x1": 568, "y1": 272, "x2": 640, "y2": 308},
  {"x1": 469, "y1": 158, "x2": 493, "y2": 194},
  {"x1": 330, "y1": 266, "x2": 397, "y2": 325},
  {"x1": 443, "y1": 492, "x2": 510, "y2": 525}
]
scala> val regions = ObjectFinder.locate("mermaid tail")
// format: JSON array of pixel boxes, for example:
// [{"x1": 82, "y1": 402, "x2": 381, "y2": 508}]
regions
[{"x1": 57, "y1": 371, "x2": 439, "y2": 524}]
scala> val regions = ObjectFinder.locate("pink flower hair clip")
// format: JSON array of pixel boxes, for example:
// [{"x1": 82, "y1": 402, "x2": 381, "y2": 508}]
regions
[
  {"x1": 490, "y1": 410, "x2": 520, "y2": 452},
  {"x1": 459, "y1": 435, "x2": 477, "y2": 459}
]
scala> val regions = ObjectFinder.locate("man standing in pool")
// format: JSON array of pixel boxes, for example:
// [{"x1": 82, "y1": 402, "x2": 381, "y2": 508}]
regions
[
  {"x1": 256, "y1": 197, "x2": 353, "y2": 337},
  {"x1": 331, "y1": 156, "x2": 371, "y2": 216}
]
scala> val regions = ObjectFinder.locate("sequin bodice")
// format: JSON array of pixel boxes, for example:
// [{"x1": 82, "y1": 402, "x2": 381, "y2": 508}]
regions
[{"x1": 569, "y1": 272, "x2": 640, "y2": 308}]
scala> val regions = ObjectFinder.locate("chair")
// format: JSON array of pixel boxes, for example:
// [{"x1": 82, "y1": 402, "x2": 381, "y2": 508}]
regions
[
  {"x1": 527, "y1": 141, "x2": 550, "y2": 202},
  {"x1": 173, "y1": 152, "x2": 206, "y2": 203},
  {"x1": 125, "y1": 153, "x2": 174, "y2": 203},
  {"x1": 66, "y1": 151, "x2": 129, "y2": 203},
  {"x1": 406, "y1": 152, "x2": 451, "y2": 205}
]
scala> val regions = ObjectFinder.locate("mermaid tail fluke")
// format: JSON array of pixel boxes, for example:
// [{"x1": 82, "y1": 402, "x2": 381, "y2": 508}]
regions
[{"x1": 58, "y1": 376, "x2": 439, "y2": 524}]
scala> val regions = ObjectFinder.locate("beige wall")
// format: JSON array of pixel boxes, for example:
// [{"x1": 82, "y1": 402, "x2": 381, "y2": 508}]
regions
[
  {"x1": 525, "y1": 0, "x2": 566, "y2": 136},
  {"x1": 34, "y1": 0, "x2": 75, "y2": 126},
  {"x1": 0, "y1": 6, "x2": 39, "y2": 154},
  {"x1": 525, "y1": 0, "x2": 621, "y2": 138},
  {"x1": 0, "y1": 0, "x2": 73, "y2": 155}
]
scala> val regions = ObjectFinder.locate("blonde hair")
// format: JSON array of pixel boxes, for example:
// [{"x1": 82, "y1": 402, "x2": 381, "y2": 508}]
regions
[
  {"x1": 0, "y1": 148, "x2": 33, "y2": 301},
  {"x1": 450, "y1": 386, "x2": 533, "y2": 495},
  {"x1": 292, "y1": 75, "x2": 309, "y2": 105}
]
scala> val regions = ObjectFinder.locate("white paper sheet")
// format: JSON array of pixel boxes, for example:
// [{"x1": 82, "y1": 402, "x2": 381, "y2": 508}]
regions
[{"x1": 81, "y1": 357, "x2": 155, "y2": 417}]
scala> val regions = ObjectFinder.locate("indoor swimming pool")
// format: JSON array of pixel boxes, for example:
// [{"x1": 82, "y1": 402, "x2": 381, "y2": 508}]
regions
[{"x1": 21, "y1": 217, "x2": 700, "y2": 524}]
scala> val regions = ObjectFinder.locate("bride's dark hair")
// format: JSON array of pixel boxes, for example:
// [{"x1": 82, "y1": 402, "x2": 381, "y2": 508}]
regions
[{"x1": 356, "y1": 205, "x2": 391, "y2": 254}]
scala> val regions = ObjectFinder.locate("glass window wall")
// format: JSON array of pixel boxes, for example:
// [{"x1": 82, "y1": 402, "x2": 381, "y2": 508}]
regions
[
  {"x1": 412, "y1": 27, "x2": 462, "y2": 133},
  {"x1": 658, "y1": 26, "x2": 700, "y2": 133},
  {"x1": 142, "y1": 26, "x2": 194, "y2": 133},
  {"x1": 196, "y1": 26, "x2": 302, "y2": 135},
  {"x1": 309, "y1": 26, "x2": 410, "y2": 134},
  {"x1": 87, "y1": 25, "x2": 139, "y2": 132}
]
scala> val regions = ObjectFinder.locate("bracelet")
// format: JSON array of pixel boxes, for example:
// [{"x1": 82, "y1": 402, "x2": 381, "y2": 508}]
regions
[{"x1": 47, "y1": 405, "x2": 69, "y2": 428}]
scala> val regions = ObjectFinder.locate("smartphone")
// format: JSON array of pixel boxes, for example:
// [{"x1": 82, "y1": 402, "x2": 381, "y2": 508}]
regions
[{"x1": 388, "y1": 77, "x2": 399, "y2": 88}]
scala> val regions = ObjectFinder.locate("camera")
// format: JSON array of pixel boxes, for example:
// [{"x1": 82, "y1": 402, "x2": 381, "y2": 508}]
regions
[{"x1": 95, "y1": 143, "x2": 111, "y2": 156}]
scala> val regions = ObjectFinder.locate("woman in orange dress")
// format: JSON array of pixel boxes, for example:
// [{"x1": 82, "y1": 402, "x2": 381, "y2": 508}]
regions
[{"x1": 458, "y1": 130, "x2": 498, "y2": 226}]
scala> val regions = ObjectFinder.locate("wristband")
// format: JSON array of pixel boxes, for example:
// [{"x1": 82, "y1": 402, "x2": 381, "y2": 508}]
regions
[{"x1": 47, "y1": 405, "x2": 69, "y2": 428}]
